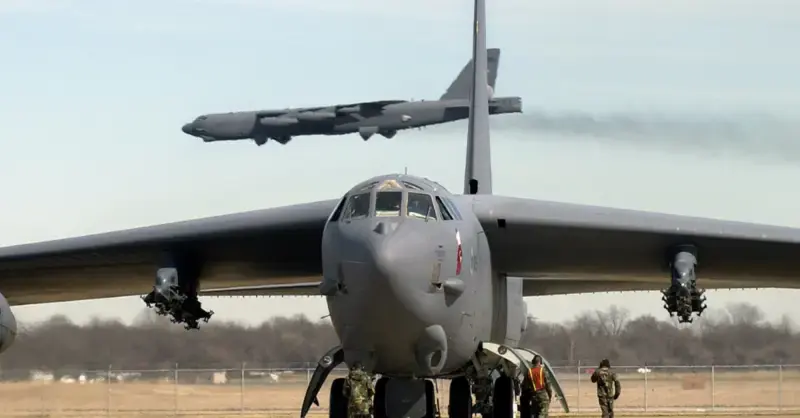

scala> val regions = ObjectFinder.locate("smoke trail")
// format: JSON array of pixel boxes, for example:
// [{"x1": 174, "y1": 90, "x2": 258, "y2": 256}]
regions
[{"x1": 431, "y1": 109, "x2": 800, "y2": 162}]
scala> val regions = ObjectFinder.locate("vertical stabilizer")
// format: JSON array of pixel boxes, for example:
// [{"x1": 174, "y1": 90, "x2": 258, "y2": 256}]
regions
[
  {"x1": 440, "y1": 48, "x2": 500, "y2": 101},
  {"x1": 463, "y1": 0, "x2": 493, "y2": 195}
]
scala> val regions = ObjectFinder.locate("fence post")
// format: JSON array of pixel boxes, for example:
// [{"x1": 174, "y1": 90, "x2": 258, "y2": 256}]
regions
[
  {"x1": 40, "y1": 369, "x2": 45, "y2": 417},
  {"x1": 174, "y1": 363, "x2": 179, "y2": 416},
  {"x1": 710, "y1": 365, "x2": 715, "y2": 411},
  {"x1": 576, "y1": 361, "x2": 580, "y2": 412},
  {"x1": 241, "y1": 362, "x2": 246, "y2": 413},
  {"x1": 643, "y1": 365, "x2": 648, "y2": 412},
  {"x1": 307, "y1": 362, "x2": 312, "y2": 385},
  {"x1": 778, "y1": 364, "x2": 783, "y2": 411},
  {"x1": 106, "y1": 364, "x2": 112, "y2": 417}
]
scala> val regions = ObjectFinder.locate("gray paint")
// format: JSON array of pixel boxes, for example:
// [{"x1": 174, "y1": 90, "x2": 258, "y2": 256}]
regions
[
  {"x1": 463, "y1": 0, "x2": 492, "y2": 196},
  {"x1": 1, "y1": 0, "x2": 800, "y2": 389},
  {"x1": 180, "y1": 49, "x2": 522, "y2": 146}
]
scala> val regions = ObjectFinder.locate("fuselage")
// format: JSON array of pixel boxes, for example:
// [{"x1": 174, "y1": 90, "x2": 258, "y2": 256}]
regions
[
  {"x1": 180, "y1": 97, "x2": 522, "y2": 143},
  {"x1": 318, "y1": 174, "x2": 498, "y2": 378}
]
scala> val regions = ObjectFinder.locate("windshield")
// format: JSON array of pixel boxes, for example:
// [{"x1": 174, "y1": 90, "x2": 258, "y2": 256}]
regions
[
  {"x1": 407, "y1": 192, "x2": 436, "y2": 220},
  {"x1": 342, "y1": 192, "x2": 370, "y2": 220},
  {"x1": 375, "y1": 191, "x2": 402, "y2": 217}
]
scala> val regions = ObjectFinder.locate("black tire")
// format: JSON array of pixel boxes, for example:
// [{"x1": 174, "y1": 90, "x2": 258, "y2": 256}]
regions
[
  {"x1": 492, "y1": 376, "x2": 514, "y2": 418},
  {"x1": 519, "y1": 390, "x2": 532, "y2": 418},
  {"x1": 448, "y1": 377, "x2": 472, "y2": 418},
  {"x1": 330, "y1": 378, "x2": 348, "y2": 418},
  {"x1": 374, "y1": 377, "x2": 389, "y2": 418},
  {"x1": 424, "y1": 379, "x2": 437, "y2": 418}
]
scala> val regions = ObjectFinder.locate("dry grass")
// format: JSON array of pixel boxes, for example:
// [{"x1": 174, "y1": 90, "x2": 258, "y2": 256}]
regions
[{"x1": 1, "y1": 369, "x2": 799, "y2": 416}]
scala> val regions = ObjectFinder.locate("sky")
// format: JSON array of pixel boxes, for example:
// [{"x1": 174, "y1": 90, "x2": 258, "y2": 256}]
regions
[{"x1": 2, "y1": 0, "x2": 800, "y2": 329}]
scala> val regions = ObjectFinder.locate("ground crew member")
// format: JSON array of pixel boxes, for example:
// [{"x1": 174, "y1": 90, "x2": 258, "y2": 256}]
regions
[
  {"x1": 590, "y1": 359, "x2": 621, "y2": 418},
  {"x1": 342, "y1": 362, "x2": 374, "y2": 418},
  {"x1": 524, "y1": 355, "x2": 553, "y2": 418}
]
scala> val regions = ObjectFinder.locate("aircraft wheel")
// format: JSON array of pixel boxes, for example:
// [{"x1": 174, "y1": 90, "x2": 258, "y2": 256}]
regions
[
  {"x1": 374, "y1": 377, "x2": 389, "y2": 418},
  {"x1": 492, "y1": 376, "x2": 514, "y2": 418},
  {"x1": 424, "y1": 379, "x2": 437, "y2": 418},
  {"x1": 448, "y1": 377, "x2": 472, "y2": 418},
  {"x1": 329, "y1": 378, "x2": 348, "y2": 418},
  {"x1": 518, "y1": 390, "x2": 532, "y2": 418}
]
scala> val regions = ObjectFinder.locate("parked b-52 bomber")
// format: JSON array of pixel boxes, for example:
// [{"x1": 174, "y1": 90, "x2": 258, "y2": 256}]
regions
[
  {"x1": 180, "y1": 48, "x2": 522, "y2": 146},
  {"x1": 2, "y1": 1, "x2": 800, "y2": 418}
]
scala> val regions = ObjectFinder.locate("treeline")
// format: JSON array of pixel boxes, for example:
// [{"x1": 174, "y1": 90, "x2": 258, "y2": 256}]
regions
[{"x1": 2, "y1": 302, "x2": 798, "y2": 372}]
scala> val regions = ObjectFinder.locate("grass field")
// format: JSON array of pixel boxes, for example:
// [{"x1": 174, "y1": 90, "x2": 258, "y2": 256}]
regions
[{"x1": 1, "y1": 368, "x2": 799, "y2": 416}]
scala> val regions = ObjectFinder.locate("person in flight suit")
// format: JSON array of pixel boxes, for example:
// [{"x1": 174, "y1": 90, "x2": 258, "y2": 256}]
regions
[
  {"x1": 524, "y1": 355, "x2": 553, "y2": 418},
  {"x1": 590, "y1": 359, "x2": 621, "y2": 418},
  {"x1": 342, "y1": 362, "x2": 375, "y2": 418}
]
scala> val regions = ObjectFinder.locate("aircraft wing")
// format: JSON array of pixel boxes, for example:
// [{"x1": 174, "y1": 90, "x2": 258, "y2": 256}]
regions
[
  {"x1": 334, "y1": 100, "x2": 407, "y2": 114},
  {"x1": 463, "y1": 195, "x2": 800, "y2": 296},
  {"x1": 0, "y1": 199, "x2": 340, "y2": 305}
]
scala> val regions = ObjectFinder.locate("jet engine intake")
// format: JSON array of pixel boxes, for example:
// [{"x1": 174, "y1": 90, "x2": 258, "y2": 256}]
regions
[
  {"x1": 661, "y1": 245, "x2": 706, "y2": 323},
  {"x1": 359, "y1": 126, "x2": 379, "y2": 141},
  {"x1": 0, "y1": 292, "x2": 18, "y2": 354},
  {"x1": 141, "y1": 262, "x2": 214, "y2": 330}
]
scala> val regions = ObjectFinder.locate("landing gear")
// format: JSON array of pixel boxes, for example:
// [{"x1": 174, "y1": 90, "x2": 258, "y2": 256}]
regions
[
  {"x1": 661, "y1": 245, "x2": 707, "y2": 323},
  {"x1": 329, "y1": 378, "x2": 348, "y2": 418},
  {"x1": 491, "y1": 376, "x2": 515, "y2": 418},
  {"x1": 369, "y1": 377, "x2": 436, "y2": 418},
  {"x1": 141, "y1": 253, "x2": 213, "y2": 330},
  {"x1": 448, "y1": 377, "x2": 472, "y2": 418}
]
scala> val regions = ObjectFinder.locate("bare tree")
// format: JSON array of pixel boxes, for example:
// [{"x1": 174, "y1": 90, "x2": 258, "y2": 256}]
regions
[{"x1": 1, "y1": 302, "x2": 797, "y2": 371}]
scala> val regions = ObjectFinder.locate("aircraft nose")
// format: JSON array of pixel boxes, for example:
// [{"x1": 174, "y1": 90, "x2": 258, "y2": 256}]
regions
[
  {"x1": 365, "y1": 221, "x2": 431, "y2": 310},
  {"x1": 181, "y1": 123, "x2": 193, "y2": 135}
]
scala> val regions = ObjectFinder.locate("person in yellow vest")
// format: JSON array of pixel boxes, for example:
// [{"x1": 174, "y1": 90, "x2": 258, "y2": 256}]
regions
[{"x1": 524, "y1": 355, "x2": 553, "y2": 418}]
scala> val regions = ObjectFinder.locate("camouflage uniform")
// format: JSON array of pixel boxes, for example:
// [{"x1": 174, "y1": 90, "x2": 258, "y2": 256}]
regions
[
  {"x1": 524, "y1": 363, "x2": 552, "y2": 418},
  {"x1": 342, "y1": 364, "x2": 375, "y2": 418},
  {"x1": 472, "y1": 376, "x2": 494, "y2": 414},
  {"x1": 590, "y1": 365, "x2": 621, "y2": 418}
]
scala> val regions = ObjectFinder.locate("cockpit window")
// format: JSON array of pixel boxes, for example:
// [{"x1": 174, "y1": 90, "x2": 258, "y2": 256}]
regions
[
  {"x1": 197, "y1": 116, "x2": 207, "y2": 120},
  {"x1": 355, "y1": 181, "x2": 378, "y2": 192},
  {"x1": 375, "y1": 191, "x2": 402, "y2": 217},
  {"x1": 342, "y1": 192, "x2": 370, "y2": 220},
  {"x1": 435, "y1": 196, "x2": 454, "y2": 221},
  {"x1": 443, "y1": 197, "x2": 462, "y2": 220},
  {"x1": 402, "y1": 181, "x2": 424, "y2": 190},
  {"x1": 407, "y1": 193, "x2": 436, "y2": 220},
  {"x1": 328, "y1": 196, "x2": 347, "y2": 222}
]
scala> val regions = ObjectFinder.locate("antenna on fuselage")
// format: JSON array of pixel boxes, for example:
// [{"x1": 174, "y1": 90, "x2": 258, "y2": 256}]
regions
[
  {"x1": 404, "y1": 166, "x2": 408, "y2": 175},
  {"x1": 462, "y1": 0, "x2": 492, "y2": 196}
]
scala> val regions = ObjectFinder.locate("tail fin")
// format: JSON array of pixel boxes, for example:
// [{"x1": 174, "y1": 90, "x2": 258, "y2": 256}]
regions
[
  {"x1": 462, "y1": 0, "x2": 492, "y2": 195},
  {"x1": 440, "y1": 48, "x2": 500, "y2": 101}
]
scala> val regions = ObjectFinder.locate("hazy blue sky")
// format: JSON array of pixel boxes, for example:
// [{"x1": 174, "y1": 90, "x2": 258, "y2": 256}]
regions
[{"x1": 2, "y1": 0, "x2": 800, "y2": 328}]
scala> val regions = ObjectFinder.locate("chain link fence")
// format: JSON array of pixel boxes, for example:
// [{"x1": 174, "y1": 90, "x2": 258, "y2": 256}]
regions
[{"x1": 1, "y1": 363, "x2": 798, "y2": 415}]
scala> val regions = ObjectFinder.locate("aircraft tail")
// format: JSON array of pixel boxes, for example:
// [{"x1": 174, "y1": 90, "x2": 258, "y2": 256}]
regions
[
  {"x1": 440, "y1": 48, "x2": 500, "y2": 101},
  {"x1": 462, "y1": 0, "x2": 492, "y2": 195}
]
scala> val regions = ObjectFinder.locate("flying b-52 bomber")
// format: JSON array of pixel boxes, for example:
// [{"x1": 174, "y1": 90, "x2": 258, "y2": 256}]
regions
[
  {"x1": 180, "y1": 48, "x2": 522, "y2": 146},
  {"x1": 2, "y1": 0, "x2": 800, "y2": 418}
]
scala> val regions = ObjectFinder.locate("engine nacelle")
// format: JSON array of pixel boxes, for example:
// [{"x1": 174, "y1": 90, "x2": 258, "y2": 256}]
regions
[
  {"x1": 141, "y1": 257, "x2": 214, "y2": 330},
  {"x1": 0, "y1": 292, "x2": 18, "y2": 354},
  {"x1": 380, "y1": 130, "x2": 397, "y2": 139},
  {"x1": 359, "y1": 126, "x2": 379, "y2": 140}
]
